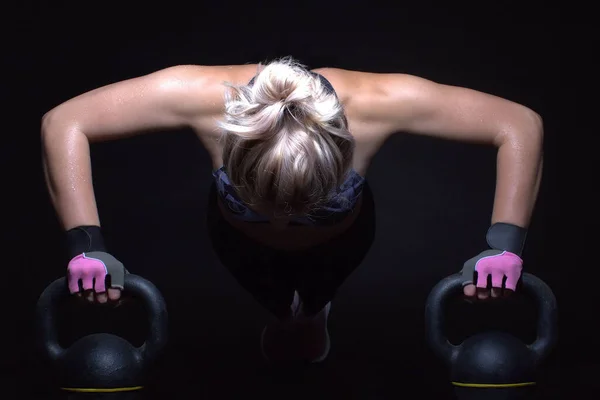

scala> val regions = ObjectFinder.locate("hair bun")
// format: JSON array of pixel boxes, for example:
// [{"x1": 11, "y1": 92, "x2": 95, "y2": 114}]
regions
[{"x1": 218, "y1": 57, "x2": 355, "y2": 215}]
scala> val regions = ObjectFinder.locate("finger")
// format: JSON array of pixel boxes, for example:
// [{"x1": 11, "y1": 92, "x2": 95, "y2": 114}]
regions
[
  {"x1": 504, "y1": 273, "x2": 519, "y2": 291},
  {"x1": 80, "y1": 275, "x2": 95, "y2": 291},
  {"x1": 476, "y1": 271, "x2": 489, "y2": 288},
  {"x1": 84, "y1": 290, "x2": 95, "y2": 303},
  {"x1": 491, "y1": 273, "x2": 504, "y2": 289},
  {"x1": 94, "y1": 275, "x2": 107, "y2": 293},
  {"x1": 95, "y1": 292, "x2": 108, "y2": 304},
  {"x1": 108, "y1": 288, "x2": 121, "y2": 301},
  {"x1": 68, "y1": 275, "x2": 82, "y2": 294},
  {"x1": 74, "y1": 280, "x2": 86, "y2": 299},
  {"x1": 490, "y1": 272, "x2": 504, "y2": 298},
  {"x1": 463, "y1": 284, "x2": 477, "y2": 297},
  {"x1": 477, "y1": 287, "x2": 490, "y2": 300}
]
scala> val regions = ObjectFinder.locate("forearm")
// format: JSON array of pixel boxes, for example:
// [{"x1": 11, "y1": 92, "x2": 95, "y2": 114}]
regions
[
  {"x1": 42, "y1": 118, "x2": 101, "y2": 230},
  {"x1": 491, "y1": 119, "x2": 544, "y2": 229}
]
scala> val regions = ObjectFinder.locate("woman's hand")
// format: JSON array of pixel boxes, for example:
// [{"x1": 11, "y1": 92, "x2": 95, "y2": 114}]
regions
[
  {"x1": 462, "y1": 250, "x2": 523, "y2": 300},
  {"x1": 67, "y1": 252, "x2": 126, "y2": 304}
]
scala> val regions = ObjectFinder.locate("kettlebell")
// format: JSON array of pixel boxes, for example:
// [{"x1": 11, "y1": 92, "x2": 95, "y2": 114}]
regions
[
  {"x1": 35, "y1": 274, "x2": 169, "y2": 395},
  {"x1": 425, "y1": 272, "x2": 557, "y2": 400}
]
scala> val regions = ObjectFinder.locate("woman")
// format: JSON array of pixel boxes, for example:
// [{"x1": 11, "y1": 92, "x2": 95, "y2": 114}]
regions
[{"x1": 42, "y1": 57, "x2": 543, "y2": 363}]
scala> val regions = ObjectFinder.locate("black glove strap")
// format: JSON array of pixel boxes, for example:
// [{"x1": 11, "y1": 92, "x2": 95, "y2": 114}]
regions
[
  {"x1": 65, "y1": 225, "x2": 107, "y2": 259},
  {"x1": 486, "y1": 222, "x2": 528, "y2": 256}
]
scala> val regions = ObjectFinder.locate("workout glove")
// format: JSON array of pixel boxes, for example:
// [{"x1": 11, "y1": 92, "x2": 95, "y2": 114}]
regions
[
  {"x1": 461, "y1": 222, "x2": 527, "y2": 292},
  {"x1": 65, "y1": 226, "x2": 127, "y2": 295}
]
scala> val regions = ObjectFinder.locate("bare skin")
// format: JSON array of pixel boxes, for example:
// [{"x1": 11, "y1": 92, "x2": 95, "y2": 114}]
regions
[{"x1": 42, "y1": 64, "x2": 543, "y2": 303}]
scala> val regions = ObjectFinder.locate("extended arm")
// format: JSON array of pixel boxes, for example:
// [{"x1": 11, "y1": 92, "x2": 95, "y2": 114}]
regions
[
  {"x1": 346, "y1": 71, "x2": 543, "y2": 297},
  {"x1": 353, "y1": 73, "x2": 544, "y2": 229},
  {"x1": 41, "y1": 65, "x2": 223, "y2": 230}
]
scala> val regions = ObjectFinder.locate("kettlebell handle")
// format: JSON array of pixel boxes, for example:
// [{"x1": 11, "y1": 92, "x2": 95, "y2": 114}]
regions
[
  {"x1": 35, "y1": 277, "x2": 70, "y2": 363},
  {"x1": 35, "y1": 274, "x2": 169, "y2": 364},
  {"x1": 424, "y1": 274, "x2": 462, "y2": 366},
  {"x1": 123, "y1": 274, "x2": 169, "y2": 363},
  {"x1": 521, "y1": 273, "x2": 558, "y2": 365},
  {"x1": 424, "y1": 272, "x2": 558, "y2": 367}
]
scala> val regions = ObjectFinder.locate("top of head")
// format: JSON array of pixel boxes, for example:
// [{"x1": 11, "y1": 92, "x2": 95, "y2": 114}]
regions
[{"x1": 218, "y1": 57, "x2": 355, "y2": 218}]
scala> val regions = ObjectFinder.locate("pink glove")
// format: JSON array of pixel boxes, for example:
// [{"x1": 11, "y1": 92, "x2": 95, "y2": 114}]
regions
[
  {"x1": 461, "y1": 250, "x2": 523, "y2": 291},
  {"x1": 67, "y1": 251, "x2": 126, "y2": 294},
  {"x1": 461, "y1": 222, "x2": 527, "y2": 293}
]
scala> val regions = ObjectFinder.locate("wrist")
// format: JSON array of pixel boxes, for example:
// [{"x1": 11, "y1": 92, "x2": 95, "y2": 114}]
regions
[
  {"x1": 486, "y1": 222, "x2": 527, "y2": 256},
  {"x1": 65, "y1": 225, "x2": 107, "y2": 259}
]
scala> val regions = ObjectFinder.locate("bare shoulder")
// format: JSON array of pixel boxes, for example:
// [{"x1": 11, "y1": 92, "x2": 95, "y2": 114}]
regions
[
  {"x1": 155, "y1": 64, "x2": 259, "y2": 114},
  {"x1": 176, "y1": 64, "x2": 259, "y2": 88},
  {"x1": 43, "y1": 63, "x2": 260, "y2": 143},
  {"x1": 314, "y1": 67, "x2": 427, "y2": 101},
  {"x1": 312, "y1": 68, "x2": 388, "y2": 101},
  {"x1": 168, "y1": 64, "x2": 258, "y2": 128},
  {"x1": 314, "y1": 67, "x2": 541, "y2": 146},
  {"x1": 312, "y1": 67, "x2": 424, "y2": 137}
]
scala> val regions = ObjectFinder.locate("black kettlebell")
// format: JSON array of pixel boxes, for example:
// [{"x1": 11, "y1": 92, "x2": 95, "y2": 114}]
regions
[
  {"x1": 35, "y1": 274, "x2": 168, "y2": 395},
  {"x1": 425, "y1": 272, "x2": 558, "y2": 400}
]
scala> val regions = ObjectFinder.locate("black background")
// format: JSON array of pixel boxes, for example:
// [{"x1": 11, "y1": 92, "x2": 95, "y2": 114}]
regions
[{"x1": 2, "y1": 3, "x2": 594, "y2": 399}]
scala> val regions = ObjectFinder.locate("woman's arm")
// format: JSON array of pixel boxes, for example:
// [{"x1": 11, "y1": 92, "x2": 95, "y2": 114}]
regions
[
  {"x1": 346, "y1": 71, "x2": 544, "y2": 228},
  {"x1": 41, "y1": 65, "x2": 225, "y2": 230}
]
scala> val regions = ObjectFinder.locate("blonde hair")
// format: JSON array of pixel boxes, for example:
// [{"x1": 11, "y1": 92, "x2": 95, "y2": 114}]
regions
[{"x1": 217, "y1": 57, "x2": 355, "y2": 217}]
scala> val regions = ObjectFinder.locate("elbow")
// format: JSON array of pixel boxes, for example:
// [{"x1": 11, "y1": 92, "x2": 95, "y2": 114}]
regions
[
  {"x1": 41, "y1": 109, "x2": 59, "y2": 141},
  {"x1": 41, "y1": 109, "x2": 82, "y2": 145},
  {"x1": 501, "y1": 108, "x2": 544, "y2": 150},
  {"x1": 515, "y1": 107, "x2": 544, "y2": 141},
  {"x1": 527, "y1": 110, "x2": 544, "y2": 142},
  {"x1": 41, "y1": 112, "x2": 56, "y2": 152},
  {"x1": 41, "y1": 107, "x2": 65, "y2": 132}
]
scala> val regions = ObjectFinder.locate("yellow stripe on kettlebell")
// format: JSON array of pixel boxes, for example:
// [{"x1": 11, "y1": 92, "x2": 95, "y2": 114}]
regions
[
  {"x1": 452, "y1": 382, "x2": 536, "y2": 388},
  {"x1": 60, "y1": 386, "x2": 144, "y2": 393}
]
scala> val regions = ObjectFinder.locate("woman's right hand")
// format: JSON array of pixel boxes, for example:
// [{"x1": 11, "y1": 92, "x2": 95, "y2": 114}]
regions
[{"x1": 67, "y1": 252, "x2": 126, "y2": 304}]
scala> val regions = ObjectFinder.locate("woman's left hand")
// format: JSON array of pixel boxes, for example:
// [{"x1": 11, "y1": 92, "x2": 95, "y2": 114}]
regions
[{"x1": 461, "y1": 250, "x2": 523, "y2": 299}]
